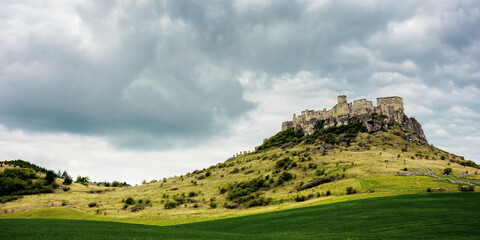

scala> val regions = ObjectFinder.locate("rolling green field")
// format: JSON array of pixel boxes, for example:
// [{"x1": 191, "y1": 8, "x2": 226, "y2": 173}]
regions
[{"x1": 2, "y1": 192, "x2": 479, "y2": 239}]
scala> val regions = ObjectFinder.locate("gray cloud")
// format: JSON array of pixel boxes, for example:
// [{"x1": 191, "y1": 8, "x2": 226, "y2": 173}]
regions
[{"x1": 0, "y1": 0, "x2": 479, "y2": 159}]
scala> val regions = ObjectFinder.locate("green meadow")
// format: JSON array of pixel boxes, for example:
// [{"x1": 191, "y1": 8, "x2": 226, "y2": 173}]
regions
[{"x1": 1, "y1": 192, "x2": 479, "y2": 239}]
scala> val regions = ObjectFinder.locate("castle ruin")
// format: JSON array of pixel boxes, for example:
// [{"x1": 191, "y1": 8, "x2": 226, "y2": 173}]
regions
[{"x1": 282, "y1": 95, "x2": 426, "y2": 141}]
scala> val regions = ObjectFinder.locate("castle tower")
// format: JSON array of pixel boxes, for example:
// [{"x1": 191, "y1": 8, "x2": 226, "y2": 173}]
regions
[
  {"x1": 337, "y1": 95, "x2": 347, "y2": 104},
  {"x1": 376, "y1": 96, "x2": 404, "y2": 123}
]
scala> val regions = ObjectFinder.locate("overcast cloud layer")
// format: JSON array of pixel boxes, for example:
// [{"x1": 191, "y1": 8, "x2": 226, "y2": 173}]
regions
[{"x1": 1, "y1": 0, "x2": 479, "y2": 184}]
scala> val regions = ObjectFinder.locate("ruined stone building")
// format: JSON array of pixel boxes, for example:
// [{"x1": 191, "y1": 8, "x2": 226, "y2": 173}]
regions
[{"x1": 281, "y1": 95, "x2": 427, "y2": 141}]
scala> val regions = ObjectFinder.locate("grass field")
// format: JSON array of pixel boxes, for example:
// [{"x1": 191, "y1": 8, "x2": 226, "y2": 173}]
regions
[{"x1": 1, "y1": 192, "x2": 479, "y2": 239}]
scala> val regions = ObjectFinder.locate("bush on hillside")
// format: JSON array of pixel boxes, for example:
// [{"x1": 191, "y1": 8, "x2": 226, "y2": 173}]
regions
[
  {"x1": 224, "y1": 178, "x2": 271, "y2": 207},
  {"x1": 247, "y1": 196, "x2": 271, "y2": 207},
  {"x1": 294, "y1": 194, "x2": 314, "y2": 202},
  {"x1": 346, "y1": 187, "x2": 357, "y2": 195},
  {"x1": 458, "y1": 185, "x2": 475, "y2": 192},
  {"x1": 164, "y1": 201, "x2": 177, "y2": 209},
  {"x1": 226, "y1": 178, "x2": 268, "y2": 202},
  {"x1": 443, "y1": 167, "x2": 453, "y2": 175},
  {"x1": 63, "y1": 175, "x2": 73, "y2": 185},
  {"x1": 275, "y1": 157, "x2": 294, "y2": 170},
  {"x1": 296, "y1": 176, "x2": 334, "y2": 191},
  {"x1": 278, "y1": 171, "x2": 294, "y2": 182},
  {"x1": 125, "y1": 197, "x2": 135, "y2": 205},
  {"x1": 315, "y1": 169, "x2": 326, "y2": 176}
]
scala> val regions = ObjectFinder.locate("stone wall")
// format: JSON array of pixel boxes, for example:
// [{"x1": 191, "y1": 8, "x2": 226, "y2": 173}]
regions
[{"x1": 281, "y1": 95, "x2": 425, "y2": 140}]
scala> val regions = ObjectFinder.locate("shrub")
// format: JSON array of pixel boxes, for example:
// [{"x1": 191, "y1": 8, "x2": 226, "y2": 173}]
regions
[
  {"x1": 223, "y1": 202, "x2": 239, "y2": 209},
  {"x1": 125, "y1": 197, "x2": 135, "y2": 205},
  {"x1": 315, "y1": 169, "x2": 326, "y2": 176},
  {"x1": 63, "y1": 175, "x2": 73, "y2": 185},
  {"x1": 88, "y1": 202, "x2": 98, "y2": 207},
  {"x1": 458, "y1": 185, "x2": 475, "y2": 192},
  {"x1": 164, "y1": 201, "x2": 177, "y2": 209},
  {"x1": 346, "y1": 187, "x2": 357, "y2": 195},
  {"x1": 443, "y1": 167, "x2": 453, "y2": 175},
  {"x1": 62, "y1": 186, "x2": 70, "y2": 192},
  {"x1": 248, "y1": 196, "x2": 271, "y2": 207},
  {"x1": 131, "y1": 204, "x2": 146, "y2": 212},
  {"x1": 279, "y1": 171, "x2": 294, "y2": 182},
  {"x1": 276, "y1": 157, "x2": 296, "y2": 170},
  {"x1": 209, "y1": 202, "x2": 217, "y2": 209},
  {"x1": 326, "y1": 190, "x2": 331, "y2": 196},
  {"x1": 226, "y1": 178, "x2": 269, "y2": 204},
  {"x1": 61, "y1": 200, "x2": 68, "y2": 206},
  {"x1": 230, "y1": 168, "x2": 240, "y2": 174},
  {"x1": 188, "y1": 191, "x2": 197, "y2": 197},
  {"x1": 296, "y1": 177, "x2": 334, "y2": 191},
  {"x1": 295, "y1": 195, "x2": 307, "y2": 202},
  {"x1": 173, "y1": 195, "x2": 186, "y2": 204}
]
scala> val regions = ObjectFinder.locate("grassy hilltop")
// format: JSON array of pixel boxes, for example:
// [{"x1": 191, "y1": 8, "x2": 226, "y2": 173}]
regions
[{"x1": 1, "y1": 122, "x2": 479, "y2": 225}]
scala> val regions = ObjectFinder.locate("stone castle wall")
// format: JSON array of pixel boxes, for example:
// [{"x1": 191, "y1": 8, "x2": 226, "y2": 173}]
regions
[{"x1": 282, "y1": 95, "x2": 405, "y2": 135}]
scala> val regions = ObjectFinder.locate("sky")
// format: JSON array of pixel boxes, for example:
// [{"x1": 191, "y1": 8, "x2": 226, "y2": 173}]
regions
[{"x1": 1, "y1": 0, "x2": 479, "y2": 184}]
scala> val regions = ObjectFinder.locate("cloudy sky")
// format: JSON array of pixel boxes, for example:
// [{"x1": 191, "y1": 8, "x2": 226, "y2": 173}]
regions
[{"x1": 1, "y1": 0, "x2": 479, "y2": 184}]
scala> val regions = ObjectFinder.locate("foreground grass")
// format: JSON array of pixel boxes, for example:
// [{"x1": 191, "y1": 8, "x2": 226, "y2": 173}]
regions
[{"x1": 1, "y1": 192, "x2": 479, "y2": 239}]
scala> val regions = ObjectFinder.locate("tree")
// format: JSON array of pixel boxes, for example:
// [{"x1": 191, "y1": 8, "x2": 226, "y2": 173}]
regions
[
  {"x1": 76, "y1": 175, "x2": 90, "y2": 184},
  {"x1": 61, "y1": 171, "x2": 69, "y2": 179},
  {"x1": 63, "y1": 175, "x2": 73, "y2": 185},
  {"x1": 443, "y1": 167, "x2": 453, "y2": 175},
  {"x1": 45, "y1": 170, "x2": 56, "y2": 184}
]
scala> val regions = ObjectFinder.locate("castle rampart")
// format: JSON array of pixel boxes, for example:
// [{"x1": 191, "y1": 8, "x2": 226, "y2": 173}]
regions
[{"x1": 281, "y1": 95, "x2": 406, "y2": 135}]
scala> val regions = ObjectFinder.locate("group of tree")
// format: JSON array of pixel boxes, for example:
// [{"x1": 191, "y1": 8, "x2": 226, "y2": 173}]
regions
[
  {"x1": 0, "y1": 167, "x2": 59, "y2": 203},
  {"x1": 100, "y1": 181, "x2": 129, "y2": 187}
]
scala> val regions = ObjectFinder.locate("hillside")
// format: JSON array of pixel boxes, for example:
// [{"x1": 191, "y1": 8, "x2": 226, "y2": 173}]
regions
[{"x1": 1, "y1": 120, "x2": 479, "y2": 222}]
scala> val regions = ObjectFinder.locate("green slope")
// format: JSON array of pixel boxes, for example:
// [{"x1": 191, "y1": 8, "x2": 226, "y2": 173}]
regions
[{"x1": 2, "y1": 192, "x2": 479, "y2": 239}]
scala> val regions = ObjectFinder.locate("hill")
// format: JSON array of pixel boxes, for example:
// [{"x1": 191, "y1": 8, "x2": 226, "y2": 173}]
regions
[
  {"x1": 0, "y1": 95, "x2": 479, "y2": 222},
  {"x1": 0, "y1": 123, "x2": 478, "y2": 221}
]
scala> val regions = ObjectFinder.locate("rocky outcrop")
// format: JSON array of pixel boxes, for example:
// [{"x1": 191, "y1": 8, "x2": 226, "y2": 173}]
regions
[{"x1": 402, "y1": 116, "x2": 427, "y2": 142}]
